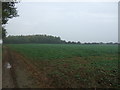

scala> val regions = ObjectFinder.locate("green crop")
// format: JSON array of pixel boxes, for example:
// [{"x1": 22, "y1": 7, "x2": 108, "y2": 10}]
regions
[
  {"x1": 5, "y1": 44, "x2": 118, "y2": 88},
  {"x1": 6, "y1": 44, "x2": 118, "y2": 60}
]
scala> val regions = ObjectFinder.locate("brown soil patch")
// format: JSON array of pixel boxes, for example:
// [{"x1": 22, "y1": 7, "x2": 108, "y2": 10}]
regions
[{"x1": 2, "y1": 47, "x2": 54, "y2": 88}]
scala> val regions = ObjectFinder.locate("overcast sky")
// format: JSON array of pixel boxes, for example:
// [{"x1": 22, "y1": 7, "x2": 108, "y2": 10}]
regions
[{"x1": 5, "y1": 2, "x2": 118, "y2": 43}]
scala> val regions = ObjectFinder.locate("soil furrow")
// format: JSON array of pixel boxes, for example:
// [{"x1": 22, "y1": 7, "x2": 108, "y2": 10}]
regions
[{"x1": 3, "y1": 46, "x2": 53, "y2": 88}]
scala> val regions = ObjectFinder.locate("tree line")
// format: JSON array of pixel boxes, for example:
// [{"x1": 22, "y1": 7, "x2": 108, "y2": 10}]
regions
[
  {"x1": 4, "y1": 35, "x2": 66, "y2": 44},
  {"x1": 4, "y1": 34, "x2": 119, "y2": 45}
]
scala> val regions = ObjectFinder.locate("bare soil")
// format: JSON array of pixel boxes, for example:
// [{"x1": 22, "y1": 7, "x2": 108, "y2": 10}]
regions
[{"x1": 2, "y1": 47, "x2": 53, "y2": 88}]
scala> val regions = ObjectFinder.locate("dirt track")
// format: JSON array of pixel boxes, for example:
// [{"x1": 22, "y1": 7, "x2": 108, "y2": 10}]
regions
[{"x1": 2, "y1": 47, "x2": 53, "y2": 88}]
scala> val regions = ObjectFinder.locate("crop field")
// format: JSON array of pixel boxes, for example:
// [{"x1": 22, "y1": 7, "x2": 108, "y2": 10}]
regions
[{"x1": 6, "y1": 44, "x2": 118, "y2": 88}]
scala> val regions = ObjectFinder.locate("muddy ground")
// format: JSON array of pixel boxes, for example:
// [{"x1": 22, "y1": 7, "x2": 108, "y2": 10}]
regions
[{"x1": 2, "y1": 47, "x2": 53, "y2": 88}]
